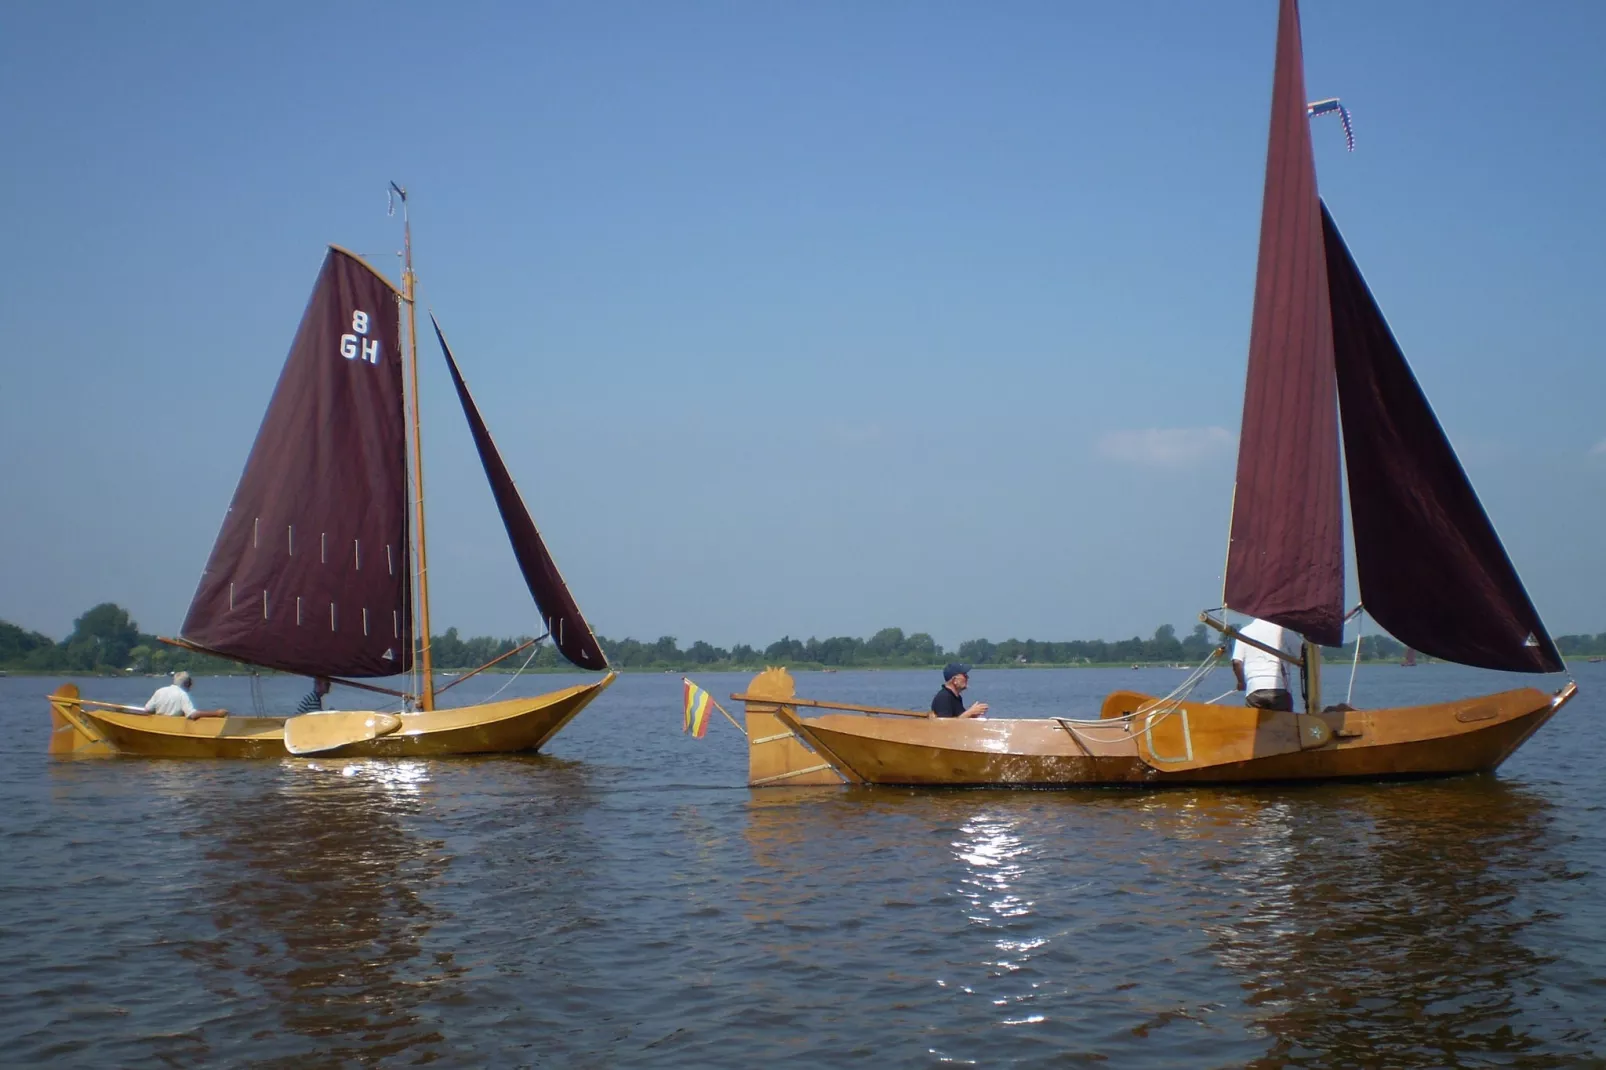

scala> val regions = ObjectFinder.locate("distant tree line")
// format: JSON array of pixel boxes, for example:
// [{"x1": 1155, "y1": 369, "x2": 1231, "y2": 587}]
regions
[
  {"x1": 8, "y1": 605, "x2": 1605, "y2": 675},
  {"x1": 1, "y1": 603, "x2": 240, "y2": 675}
]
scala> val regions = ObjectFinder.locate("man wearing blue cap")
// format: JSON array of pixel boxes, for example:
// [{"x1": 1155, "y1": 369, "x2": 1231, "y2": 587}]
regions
[{"x1": 931, "y1": 663, "x2": 989, "y2": 719}]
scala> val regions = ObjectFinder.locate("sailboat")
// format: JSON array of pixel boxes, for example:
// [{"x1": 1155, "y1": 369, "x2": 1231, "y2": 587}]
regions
[
  {"x1": 48, "y1": 187, "x2": 616, "y2": 758},
  {"x1": 733, "y1": 0, "x2": 1576, "y2": 788}
]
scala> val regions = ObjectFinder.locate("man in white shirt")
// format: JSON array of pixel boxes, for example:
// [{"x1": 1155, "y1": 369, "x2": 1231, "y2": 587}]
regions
[
  {"x1": 1230, "y1": 618, "x2": 1303, "y2": 712},
  {"x1": 144, "y1": 671, "x2": 229, "y2": 719}
]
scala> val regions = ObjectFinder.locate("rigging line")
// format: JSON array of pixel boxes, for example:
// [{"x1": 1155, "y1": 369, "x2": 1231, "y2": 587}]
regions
[
  {"x1": 1347, "y1": 605, "x2": 1365, "y2": 707},
  {"x1": 1054, "y1": 647, "x2": 1225, "y2": 733},
  {"x1": 481, "y1": 638, "x2": 544, "y2": 704},
  {"x1": 1131, "y1": 647, "x2": 1224, "y2": 713}
]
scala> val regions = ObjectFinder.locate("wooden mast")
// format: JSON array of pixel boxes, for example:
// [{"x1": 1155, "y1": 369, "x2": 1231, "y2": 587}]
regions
[{"x1": 392, "y1": 182, "x2": 435, "y2": 710}]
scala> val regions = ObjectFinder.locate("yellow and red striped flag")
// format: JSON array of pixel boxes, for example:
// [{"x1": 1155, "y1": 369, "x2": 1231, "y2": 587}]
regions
[{"x1": 682, "y1": 677, "x2": 715, "y2": 738}]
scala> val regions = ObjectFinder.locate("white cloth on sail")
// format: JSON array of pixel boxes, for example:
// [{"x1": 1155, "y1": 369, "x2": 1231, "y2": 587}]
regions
[
  {"x1": 1232, "y1": 618, "x2": 1302, "y2": 694},
  {"x1": 144, "y1": 684, "x2": 197, "y2": 717}
]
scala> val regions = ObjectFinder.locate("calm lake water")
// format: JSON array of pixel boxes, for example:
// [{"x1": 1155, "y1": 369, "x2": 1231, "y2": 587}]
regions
[{"x1": 3, "y1": 662, "x2": 1604, "y2": 1067}]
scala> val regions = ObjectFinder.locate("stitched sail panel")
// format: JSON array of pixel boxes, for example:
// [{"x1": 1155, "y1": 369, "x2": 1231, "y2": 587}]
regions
[
  {"x1": 1223, "y1": 0, "x2": 1345, "y2": 647},
  {"x1": 1324, "y1": 206, "x2": 1561, "y2": 673},
  {"x1": 181, "y1": 249, "x2": 413, "y2": 677}
]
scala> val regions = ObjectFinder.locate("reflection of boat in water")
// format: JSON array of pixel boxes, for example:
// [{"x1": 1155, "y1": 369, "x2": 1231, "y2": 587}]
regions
[
  {"x1": 733, "y1": 0, "x2": 1575, "y2": 788},
  {"x1": 48, "y1": 189, "x2": 614, "y2": 758},
  {"x1": 187, "y1": 762, "x2": 452, "y2": 1058},
  {"x1": 1194, "y1": 777, "x2": 1562, "y2": 1063}
]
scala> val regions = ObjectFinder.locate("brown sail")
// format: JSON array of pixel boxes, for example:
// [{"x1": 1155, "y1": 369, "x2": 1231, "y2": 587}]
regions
[
  {"x1": 432, "y1": 317, "x2": 608, "y2": 670},
  {"x1": 1223, "y1": 0, "x2": 1345, "y2": 647},
  {"x1": 181, "y1": 248, "x2": 413, "y2": 677},
  {"x1": 1324, "y1": 205, "x2": 1562, "y2": 673}
]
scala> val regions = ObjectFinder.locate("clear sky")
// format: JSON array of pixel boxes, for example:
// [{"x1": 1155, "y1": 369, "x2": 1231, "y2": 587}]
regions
[{"x1": 2, "y1": 1, "x2": 1602, "y2": 650}]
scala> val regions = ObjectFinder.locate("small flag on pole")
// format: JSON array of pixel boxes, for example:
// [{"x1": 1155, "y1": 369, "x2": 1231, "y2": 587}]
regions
[
  {"x1": 1307, "y1": 97, "x2": 1355, "y2": 152},
  {"x1": 683, "y1": 677, "x2": 715, "y2": 738}
]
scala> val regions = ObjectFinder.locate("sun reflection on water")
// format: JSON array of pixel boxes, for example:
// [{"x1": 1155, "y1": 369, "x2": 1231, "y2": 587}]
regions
[
  {"x1": 939, "y1": 810, "x2": 1059, "y2": 1037},
  {"x1": 296, "y1": 758, "x2": 432, "y2": 797}
]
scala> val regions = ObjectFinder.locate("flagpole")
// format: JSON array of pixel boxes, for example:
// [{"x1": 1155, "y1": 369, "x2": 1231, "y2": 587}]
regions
[{"x1": 710, "y1": 695, "x2": 746, "y2": 737}]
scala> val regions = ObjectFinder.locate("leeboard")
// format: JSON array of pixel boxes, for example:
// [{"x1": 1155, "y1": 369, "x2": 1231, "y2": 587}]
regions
[{"x1": 283, "y1": 711, "x2": 404, "y2": 756}]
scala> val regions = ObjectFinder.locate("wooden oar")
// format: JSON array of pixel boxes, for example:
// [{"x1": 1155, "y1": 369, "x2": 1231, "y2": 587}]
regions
[
  {"x1": 728, "y1": 692, "x2": 930, "y2": 719},
  {"x1": 283, "y1": 711, "x2": 404, "y2": 756},
  {"x1": 54, "y1": 696, "x2": 151, "y2": 715}
]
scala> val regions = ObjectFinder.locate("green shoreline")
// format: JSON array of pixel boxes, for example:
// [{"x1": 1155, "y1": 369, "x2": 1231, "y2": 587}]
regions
[
  {"x1": 11, "y1": 603, "x2": 1603, "y2": 678},
  {"x1": 4, "y1": 656, "x2": 1441, "y2": 679}
]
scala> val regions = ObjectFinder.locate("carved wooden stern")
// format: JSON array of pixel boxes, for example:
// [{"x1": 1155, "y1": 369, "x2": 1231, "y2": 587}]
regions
[
  {"x1": 48, "y1": 683, "x2": 117, "y2": 758},
  {"x1": 741, "y1": 668, "x2": 851, "y2": 787}
]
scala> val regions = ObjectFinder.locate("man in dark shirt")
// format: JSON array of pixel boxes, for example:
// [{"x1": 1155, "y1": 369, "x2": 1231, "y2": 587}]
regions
[{"x1": 931, "y1": 663, "x2": 989, "y2": 719}]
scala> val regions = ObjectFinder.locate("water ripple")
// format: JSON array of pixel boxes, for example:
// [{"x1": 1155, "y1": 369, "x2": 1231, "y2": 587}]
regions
[{"x1": 3, "y1": 667, "x2": 1606, "y2": 1066}]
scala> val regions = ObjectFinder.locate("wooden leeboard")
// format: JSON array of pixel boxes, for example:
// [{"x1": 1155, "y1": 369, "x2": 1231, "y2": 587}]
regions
[
  {"x1": 283, "y1": 712, "x2": 404, "y2": 756},
  {"x1": 1133, "y1": 703, "x2": 1304, "y2": 771}
]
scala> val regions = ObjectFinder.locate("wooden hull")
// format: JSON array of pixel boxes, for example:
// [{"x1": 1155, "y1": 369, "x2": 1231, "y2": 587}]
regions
[
  {"x1": 739, "y1": 670, "x2": 1576, "y2": 788},
  {"x1": 48, "y1": 674, "x2": 616, "y2": 759}
]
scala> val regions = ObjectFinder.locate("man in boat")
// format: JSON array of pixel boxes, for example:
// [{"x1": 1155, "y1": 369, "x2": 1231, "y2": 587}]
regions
[
  {"x1": 931, "y1": 663, "x2": 989, "y2": 719},
  {"x1": 295, "y1": 676, "x2": 332, "y2": 714},
  {"x1": 1230, "y1": 619, "x2": 1303, "y2": 712},
  {"x1": 144, "y1": 671, "x2": 229, "y2": 720}
]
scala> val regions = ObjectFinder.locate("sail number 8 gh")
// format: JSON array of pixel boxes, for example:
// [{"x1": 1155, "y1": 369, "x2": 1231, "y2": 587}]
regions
[{"x1": 340, "y1": 310, "x2": 381, "y2": 364}]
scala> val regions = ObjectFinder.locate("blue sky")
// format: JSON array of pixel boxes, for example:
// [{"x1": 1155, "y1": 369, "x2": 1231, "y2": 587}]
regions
[{"x1": 2, "y1": 1, "x2": 1602, "y2": 650}]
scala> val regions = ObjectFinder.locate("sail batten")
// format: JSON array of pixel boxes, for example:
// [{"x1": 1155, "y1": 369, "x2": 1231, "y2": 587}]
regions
[
  {"x1": 1324, "y1": 205, "x2": 1562, "y2": 673},
  {"x1": 180, "y1": 248, "x2": 413, "y2": 677},
  {"x1": 1223, "y1": 0, "x2": 1345, "y2": 646},
  {"x1": 433, "y1": 317, "x2": 608, "y2": 671}
]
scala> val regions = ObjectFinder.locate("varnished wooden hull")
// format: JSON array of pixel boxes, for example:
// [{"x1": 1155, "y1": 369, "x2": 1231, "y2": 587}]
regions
[
  {"x1": 740, "y1": 669, "x2": 1576, "y2": 788},
  {"x1": 48, "y1": 674, "x2": 615, "y2": 759}
]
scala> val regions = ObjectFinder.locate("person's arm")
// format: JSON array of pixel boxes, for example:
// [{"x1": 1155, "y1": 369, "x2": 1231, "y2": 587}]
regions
[
  {"x1": 1232, "y1": 660, "x2": 1246, "y2": 691},
  {"x1": 962, "y1": 701, "x2": 989, "y2": 718},
  {"x1": 179, "y1": 692, "x2": 228, "y2": 719}
]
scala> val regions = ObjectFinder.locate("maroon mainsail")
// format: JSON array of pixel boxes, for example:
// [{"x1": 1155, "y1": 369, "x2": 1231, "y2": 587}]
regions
[
  {"x1": 1223, "y1": 0, "x2": 1345, "y2": 647},
  {"x1": 1325, "y1": 206, "x2": 1562, "y2": 672},
  {"x1": 181, "y1": 248, "x2": 413, "y2": 677},
  {"x1": 432, "y1": 317, "x2": 608, "y2": 670},
  {"x1": 1224, "y1": 0, "x2": 1561, "y2": 673}
]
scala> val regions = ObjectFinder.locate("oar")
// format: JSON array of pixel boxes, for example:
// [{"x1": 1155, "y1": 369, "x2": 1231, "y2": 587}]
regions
[
  {"x1": 54, "y1": 696, "x2": 151, "y2": 715},
  {"x1": 283, "y1": 711, "x2": 404, "y2": 756},
  {"x1": 728, "y1": 692, "x2": 931, "y2": 719}
]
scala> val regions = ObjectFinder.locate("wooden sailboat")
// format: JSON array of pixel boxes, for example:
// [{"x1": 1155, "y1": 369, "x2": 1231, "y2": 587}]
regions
[
  {"x1": 49, "y1": 188, "x2": 615, "y2": 758},
  {"x1": 735, "y1": 0, "x2": 1576, "y2": 788}
]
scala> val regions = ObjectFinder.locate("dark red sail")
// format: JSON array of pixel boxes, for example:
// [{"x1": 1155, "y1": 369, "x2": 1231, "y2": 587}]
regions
[
  {"x1": 1223, "y1": 0, "x2": 1346, "y2": 647},
  {"x1": 432, "y1": 317, "x2": 608, "y2": 670},
  {"x1": 181, "y1": 248, "x2": 413, "y2": 677},
  {"x1": 1324, "y1": 206, "x2": 1562, "y2": 673}
]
